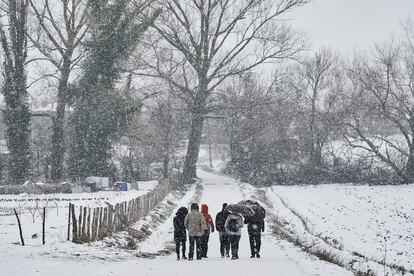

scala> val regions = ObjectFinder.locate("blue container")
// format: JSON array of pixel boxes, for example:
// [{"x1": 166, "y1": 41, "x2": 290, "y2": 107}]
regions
[{"x1": 120, "y1": 182, "x2": 128, "y2": 191}]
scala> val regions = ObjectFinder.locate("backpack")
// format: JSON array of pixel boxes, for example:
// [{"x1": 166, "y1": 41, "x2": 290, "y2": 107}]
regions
[{"x1": 228, "y1": 218, "x2": 239, "y2": 232}]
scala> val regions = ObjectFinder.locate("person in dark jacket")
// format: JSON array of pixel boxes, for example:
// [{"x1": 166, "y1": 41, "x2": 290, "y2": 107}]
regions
[
  {"x1": 173, "y1": 207, "x2": 189, "y2": 260},
  {"x1": 244, "y1": 216, "x2": 265, "y2": 258},
  {"x1": 215, "y1": 203, "x2": 230, "y2": 258}
]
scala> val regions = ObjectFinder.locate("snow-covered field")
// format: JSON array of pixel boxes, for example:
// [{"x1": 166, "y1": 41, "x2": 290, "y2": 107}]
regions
[
  {"x1": 0, "y1": 181, "x2": 157, "y2": 249},
  {"x1": 0, "y1": 169, "x2": 354, "y2": 276},
  {"x1": 2, "y1": 166, "x2": 413, "y2": 276},
  {"x1": 270, "y1": 184, "x2": 414, "y2": 273}
]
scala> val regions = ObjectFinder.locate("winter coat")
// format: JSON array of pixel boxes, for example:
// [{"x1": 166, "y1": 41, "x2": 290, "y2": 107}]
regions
[
  {"x1": 173, "y1": 207, "x2": 188, "y2": 242},
  {"x1": 244, "y1": 216, "x2": 265, "y2": 236},
  {"x1": 184, "y1": 209, "x2": 207, "y2": 237},
  {"x1": 201, "y1": 204, "x2": 215, "y2": 235},
  {"x1": 224, "y1": 213, "x2": 244, "y2": 236},
  {"x1": 215, "y1": 207, "x2": 230, "y2": 232}
]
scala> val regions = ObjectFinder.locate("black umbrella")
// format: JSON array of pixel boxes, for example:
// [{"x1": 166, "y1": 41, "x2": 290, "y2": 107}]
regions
[
  {"x1": 225, "y1": 204, "x2": 255, "y2": 217},
  {"x1": 237, "y1": 200, "x2": 266, "y2": 221}
]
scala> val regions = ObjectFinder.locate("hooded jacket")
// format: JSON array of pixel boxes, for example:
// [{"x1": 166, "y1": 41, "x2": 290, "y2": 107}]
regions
[
  {"x1": 224, "y1": 213, "x2": 244, "y2": 235},
  {"x1": 201, "y1": 204, "x2": 215, "y2": 234},
  {"x1": 215, "y1": 204, "x2": 230, "y2": 232},
  {"x1": 173, "y1": 207, "x2": 188, "y2": 242},
  {"x1": 184, "y1": 208, "x2": 207, "y2": 237}
]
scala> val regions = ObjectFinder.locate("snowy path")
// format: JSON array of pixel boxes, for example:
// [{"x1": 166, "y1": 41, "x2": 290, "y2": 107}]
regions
[{"x1": 2, "y1": 169, "x2": 352, "y2": 276}]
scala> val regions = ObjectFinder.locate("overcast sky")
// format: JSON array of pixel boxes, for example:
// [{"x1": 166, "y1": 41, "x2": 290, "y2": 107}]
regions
[{"x1": 290, "y1": 0, "x2": 414, "y2": 54}]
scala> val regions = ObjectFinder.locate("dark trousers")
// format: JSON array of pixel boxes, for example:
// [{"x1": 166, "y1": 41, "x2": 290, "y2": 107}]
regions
[
  {"x1": 219, "y1": 232, "x2": 230, "y2": 256},
  {"x1": 188, "y1": 236, "x2": 202, "y2": 259},
  {"x1": 200, "y1": 234, "x2": 210, "y2": 257},
  {"x1": 249, "y1": 233, "x2": 261, "y2": 255},
  {"x1": 228, "y1": 235, "x2": 241, "y2": 258},
  {"x1": 175, "y1": 240, "x2": 186, "y2": 258}
]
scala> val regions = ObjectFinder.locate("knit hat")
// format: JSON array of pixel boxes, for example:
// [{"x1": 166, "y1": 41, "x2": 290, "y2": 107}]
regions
[{"x1": 191, "y1": 203, "x2": 199, "y2": 210}]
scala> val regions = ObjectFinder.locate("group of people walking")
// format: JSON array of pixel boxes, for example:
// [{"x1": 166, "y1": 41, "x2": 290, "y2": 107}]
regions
[{"x1": 173, "y1": 202, "x2": 265, "y2": 261}]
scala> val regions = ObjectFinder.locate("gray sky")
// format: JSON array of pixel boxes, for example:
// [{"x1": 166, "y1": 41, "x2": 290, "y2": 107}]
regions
[{"x1": 290, "y1": 0, "x2": 414, "y2": 54}]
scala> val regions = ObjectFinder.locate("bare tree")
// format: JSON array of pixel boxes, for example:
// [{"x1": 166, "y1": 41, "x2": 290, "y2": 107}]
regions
[
  {"x1": 147, "y1": 91, "x2": 184, "y2": 178},
  {"x1": 293, "y1": 48, "x2": 340, "y2": 167},
  {"x1": 345, "y1": 40, "x2": 414, "y2": 183},
  {"x1": 28, "y1": 0, "x2": 88, "y2": 182},
  {"x1": 0, "y1": 0, "x2": 31, "y2": 184},
  {"x1": 138, "y1": 0, "x2": 307, "y2": 182}
]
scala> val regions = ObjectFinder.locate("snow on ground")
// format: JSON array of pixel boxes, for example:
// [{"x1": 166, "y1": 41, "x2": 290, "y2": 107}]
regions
[
  {"x1": 0, "y1": 189, "x2": 148, "y2": 210},
  {"x1": 0, "y1": 182, "x2": 156, "y2": 264},
  {"x1": 0, "y1": 169, "x2": 355, "y2": 276},
  {"x1": 137, "y1": 184, "x2": 200, "y2": 254},
  {"x1": 268, "y1": 184, "x2": 414, "y2": 274}
]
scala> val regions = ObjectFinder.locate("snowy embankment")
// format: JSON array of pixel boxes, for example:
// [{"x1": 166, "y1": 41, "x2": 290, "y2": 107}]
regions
[{"x1": 263, "y1": 184, "x2": 414, "y2": 275}]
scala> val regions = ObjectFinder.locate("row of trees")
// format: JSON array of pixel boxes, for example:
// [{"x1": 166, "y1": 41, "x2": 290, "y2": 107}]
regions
[
  {"x1": 2, "y1": 0, "x2": 412, "y2": 186},
  {"x1": 0, "y1": 0, "x2": 309, "y2": 184},
  {"x1": 226, "y1": 24, "x2": 414, "y2": 185},
  {"x1": 0, "y1": 0, "x2": 160, "y2": 184}
]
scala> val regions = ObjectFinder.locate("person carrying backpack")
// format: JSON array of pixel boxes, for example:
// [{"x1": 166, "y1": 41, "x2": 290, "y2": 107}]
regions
[
  {"x1": 184, "y1": 203, "x2": 207, "y2": 260},
  {"x1": 224, "y1": 212, "x2": 244, "y2": 260},
  {"x1": 244, "y1": 216, "x2": 265, "y2": 258},
  {"x1": 173, "y1": 207, "x2": 188, "y2": 260},
  {"x1": 215, "y1": 203, "x2": 230, "y2": 258},
  {"x1": 200, "y1": 204, "x2": 215, "y2": 258}
]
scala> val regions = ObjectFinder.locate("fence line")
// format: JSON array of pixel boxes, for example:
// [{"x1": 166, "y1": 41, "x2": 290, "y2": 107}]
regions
[{"x1": 68, "y1": 179, "x2": 171, "y2": 243}]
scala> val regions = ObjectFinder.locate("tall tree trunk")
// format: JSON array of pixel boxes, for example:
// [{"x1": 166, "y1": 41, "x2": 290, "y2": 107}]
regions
[
  {"x1": 4, "y1": 102, "x2": 31, "y2": 184},
  {"x1": 406, "y1": 146, "x2": 414, "y2": 183},
  {"x1": 182, "y1": 111, "x2": 205, "y2": 183},
  {"x1": 163, "y1": 155, "x2": 169, "y2": 179},
  {"x1": 50, "y1": 62, "x2": 71, "y2": 182}
]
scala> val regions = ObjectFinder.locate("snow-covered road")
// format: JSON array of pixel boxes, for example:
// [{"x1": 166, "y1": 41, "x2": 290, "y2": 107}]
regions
[{"x1": 2, "y1": 169, "x2": 352, "y2": 276}]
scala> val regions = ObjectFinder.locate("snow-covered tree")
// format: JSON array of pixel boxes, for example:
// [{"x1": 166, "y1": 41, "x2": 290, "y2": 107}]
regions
[
  {"x1": 0, "y1": 0, "x2": 31, "y2": 184},
  {"x1": 68, "y1": 0, "x2": 159, "y2": 179}
]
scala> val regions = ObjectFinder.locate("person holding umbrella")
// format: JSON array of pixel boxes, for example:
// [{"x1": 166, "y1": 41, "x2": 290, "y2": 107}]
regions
[
  {"x1": 237, "y1": 200, "x2": 265, "y2": 258},
  {"x1": 224, "y1": 211, "x2": 244, "y2": 260},
  {"x1": 244, "y1": 215, "x2": 265, "y2": 258}
]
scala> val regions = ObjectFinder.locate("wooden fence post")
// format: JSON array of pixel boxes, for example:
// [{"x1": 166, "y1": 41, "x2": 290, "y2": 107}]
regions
[
  {"x1": 102, "y1": 207, "x2": 108, "y2": 236},
  {"x1": 91, "y1": 208, "x2": 97, "y2": 241},
  {"x1": 71, "y1": 204, "x2": 78, "y2": 242},
  {"x1": 78, "y1": 206, "x2": 82, "y2": 239},
  {"x1": 42, "y1": 207, "x2": 46, "y2": 245},
  {"x1": 13, "y1": 209, "x2": 25, "y2": 246},
  {"x1": 108, "y1": 205, "x2": 113, "y2": 232},
  {"x1": 98, "y1": 207, "x2": 103, "y2": 238},
  {"x1": 67, "y1": 203, "x2": 71, "y2": 241},
  {"x1": 87, "y1": 208, "x2": 91, "y2": 240},
  {"x1": 112, "y1": 204, "x2": 116, "y2": 231}
]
